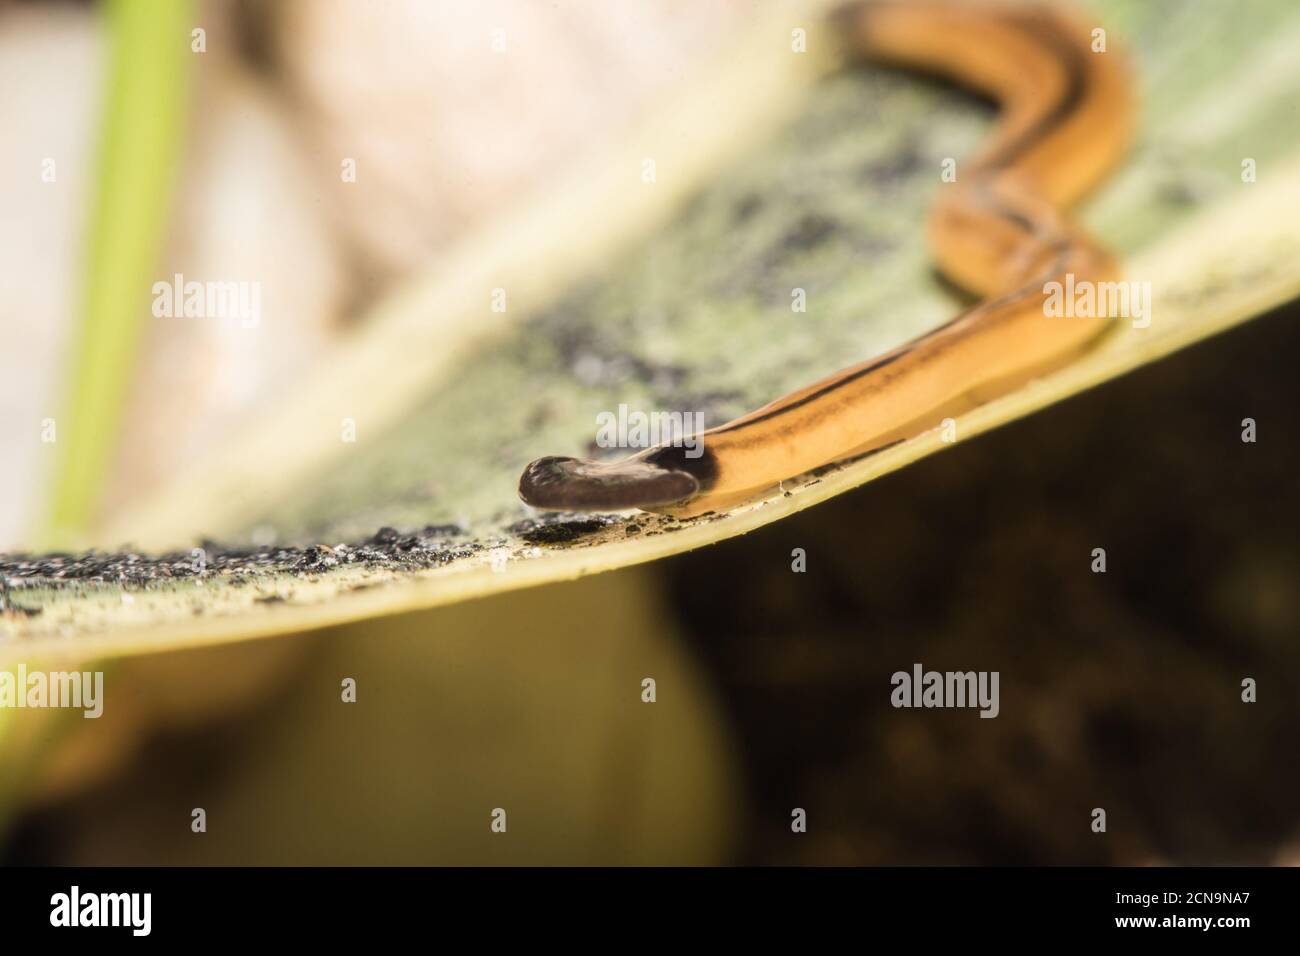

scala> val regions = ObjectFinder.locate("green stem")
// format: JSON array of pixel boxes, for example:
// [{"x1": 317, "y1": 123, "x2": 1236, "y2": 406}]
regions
[{"x1": 42, "y1": 0, "x2": 194, "y2": 546}]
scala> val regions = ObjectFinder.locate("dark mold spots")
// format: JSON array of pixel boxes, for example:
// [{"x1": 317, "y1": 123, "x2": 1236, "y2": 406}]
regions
[
  {"x1": 1156, "y1": 178, "x2": 1204, "y2": 208},
  {"x1": 732, "y1": 192, "x2": 764, "y2": 224},
  {"x1": 858, "y1": 132, "x2": 926, "y2": 188},
  {"x1": 530, "y1": 303, "x2": 690, "y2": 400},
  {"x1": 0, "y1": 522, "x2": 484, "y2": 601},
  {"x1": 508, "y1": 514, "x2": 618, "y2": 545},
  {"x1": 782, "y1": 213, "x2": 839, "y2": 252},
  {"x1": 418, "y1": 523, "x2": 464, "y2": 538},
  {"x1": 295, "y1": 545, "x2": 339, "y2": 571}
]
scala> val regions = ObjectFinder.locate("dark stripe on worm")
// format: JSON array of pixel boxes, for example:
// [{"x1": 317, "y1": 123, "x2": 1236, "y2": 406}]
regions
[{"x1": 976, "y1": 10, "x2": 1091, "y2": 171}]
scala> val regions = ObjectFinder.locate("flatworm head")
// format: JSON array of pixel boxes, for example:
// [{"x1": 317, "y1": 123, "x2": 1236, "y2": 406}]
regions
[{"x1": 518, "y1": 455, "x2": 698, "y2": 511}]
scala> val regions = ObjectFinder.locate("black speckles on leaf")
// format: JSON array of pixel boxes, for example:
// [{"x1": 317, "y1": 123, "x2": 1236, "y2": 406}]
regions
[{"x1": 507, "y1": 514, "x2": 618, "y2": 545}]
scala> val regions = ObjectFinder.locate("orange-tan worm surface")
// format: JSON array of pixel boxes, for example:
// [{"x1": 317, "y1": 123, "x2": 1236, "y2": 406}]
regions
[{"x1": 519, "y1": 0, "x2": 1133, "y2": 517}]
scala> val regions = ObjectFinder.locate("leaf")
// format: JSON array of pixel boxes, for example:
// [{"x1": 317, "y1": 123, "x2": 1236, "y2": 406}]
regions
[{"x1": 4, "y1": 0, "x2": 1300, "y2": 661}]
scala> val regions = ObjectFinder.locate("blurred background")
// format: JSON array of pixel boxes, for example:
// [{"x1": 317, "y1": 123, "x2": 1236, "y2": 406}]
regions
[{"x1": 1, "y1": 0, "x2": 1297, "y2": 864}]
